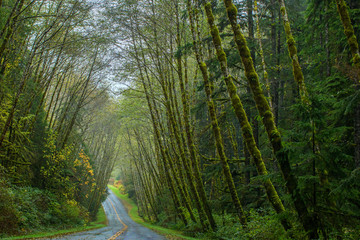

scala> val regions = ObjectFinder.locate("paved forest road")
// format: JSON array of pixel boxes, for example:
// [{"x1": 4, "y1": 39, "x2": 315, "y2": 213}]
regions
[{"x1": 51, "y1": 190, "x2": 165, "y2": 240}]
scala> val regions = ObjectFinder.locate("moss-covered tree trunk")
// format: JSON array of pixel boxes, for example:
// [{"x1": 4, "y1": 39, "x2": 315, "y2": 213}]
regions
[
  {"x1": 335, "y1": 0, "x2": 360, "y2": 80},
  {"x1": 223, "y1": 0, "x2": 319, "y2": 238},
  {"x1": 0, "y1": 0, "x2": 24, "y2": 60},
  {"x1": 134, "y1": 129, "x2": 162, "y2": 196},
  {"x1": 136, "y1": 132, "x2": 161, "y2": 221},
  {"x1": 162, "y1": 78, "x2": 197, "y2": 224},
  {"x1": 204, "y1": 3, "x2": 290, "y2": 230},
  {"x1": 130, "y1": 23, "x2": 188, "y2": 225},
  {"x1": 278, "y1": 0, "x2": 310, "y2": 105},
  {"x1": 175, "y1": 3, "x2": 215, "y2": 230},
  {"x1": 254, "y1": 0, "x2": 272, "y2": 110},
  {"x1": 129, "y1": 130, "x2": 159, "y2": 222},
  {"x1": 187, "y1": 0, "x2": 247, "y2": 225},
  {"x1": 279, "y1": 2, "x2": 337, "y2": 228},
  {"x1": 335, "y1": 0, "x2": 360, "y2": 168}
]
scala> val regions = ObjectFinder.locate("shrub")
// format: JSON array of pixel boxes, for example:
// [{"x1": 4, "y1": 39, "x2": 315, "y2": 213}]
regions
[
  {"x1": 196, "y1": 209, "x2": 294, "y2": 240},
  {"x1": 0, "y1": 175, "x2": 20, "y2": 235}
]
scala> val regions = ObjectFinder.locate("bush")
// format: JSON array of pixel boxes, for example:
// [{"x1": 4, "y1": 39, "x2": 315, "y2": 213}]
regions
[
  {"x1": 0, "y1": 175, "x2": 20, "y2": 235},
  {"x1": 0, "y1": 180, "x2": 89, "y2": 236},
  {"x1": 196, "y1": 209, "x2": 293, "y2": 240}
]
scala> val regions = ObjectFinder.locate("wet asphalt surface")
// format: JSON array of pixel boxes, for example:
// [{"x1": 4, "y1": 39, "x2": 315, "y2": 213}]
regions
[{"x1": 50, "y1": 190, "x2": 165, "y2": 240}]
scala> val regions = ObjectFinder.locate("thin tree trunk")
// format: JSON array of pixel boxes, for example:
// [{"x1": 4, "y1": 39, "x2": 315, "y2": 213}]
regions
[
  {"x1": 254, "y1": 0, "x2": 272, "y2": 110},
  {"x1": 61, "y1": 50, "x2": 98, "y2": 148},
  {"x1": 187, "y1": 0, "x2": 247, "y2": 225},
  {"x1": 0, "y1": 0, "x2": 24, "y2": 59},
  {"x1": 278, "y1": 0, "x2": 309, "y2": 105},
  {"x1": 131, "y1": 23, "x2": 188, "y2": 225},
  {"x1": 176, "y1": 5, "x2": 216, "y2": 229}
]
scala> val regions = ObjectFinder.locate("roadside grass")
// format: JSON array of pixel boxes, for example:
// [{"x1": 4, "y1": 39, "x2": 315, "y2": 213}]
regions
[
  {"x1": 108, "y1": 185, "x2": 199, "y2": 240},
  {"x1": 4, "y1": 206, "x2": 107, "y2": 240}
]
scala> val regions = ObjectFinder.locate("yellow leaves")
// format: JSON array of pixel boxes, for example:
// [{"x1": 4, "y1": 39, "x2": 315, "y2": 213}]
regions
[
  {"x1": 75, "y1": 149, "x2": 95, "y2": 179},
  {"x1": 66, "y1": 199, "x2": 78, "y2": 207},
  {"x1": 74, "y1": 159, "x2": 81, "y2": 167}
]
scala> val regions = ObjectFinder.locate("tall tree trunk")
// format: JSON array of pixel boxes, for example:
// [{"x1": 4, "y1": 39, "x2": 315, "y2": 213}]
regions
[
  {"x1": 130, "y1": 22, "x2": 188, "y2": 225},
  {"x1": 187, "y1": 0, "x2": 247, "y2": 225},
  {"x1": 335, "y1": 0, "x2": 360, "y2": 82},
  {"x1": 254, "y1": 0, "x2": 272, "y2": 110},
  {"x1": 204, "y1": 3, "x2": 290, "y2": 230},
  {"x1": 0, "y1": 0, "x2": 24, "y2": 60},
  {"x1": 278, "y1": 0, "x2": 310, "y2": 105},
  {"x1": 335, "y1": 0, "x2": 360, "y2": 168},
  {"x1": 223, "y1": 0, "x2": 318, "y2": 238},
  {"x1": 175, "y1": 3, "x2": 217, "y2": 231}
]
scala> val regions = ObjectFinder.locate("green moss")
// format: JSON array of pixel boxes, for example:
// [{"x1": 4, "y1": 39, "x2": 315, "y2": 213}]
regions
[
  {"x1": 353, "y1": 54, "x2": 360, "y2": 64},
  {"x1": 280, "y1": 6, "x2": 285, "y2": 15},
  {"x1": 263, "y1": 110, "x2": 274, "y2": 119},
  {"x1": 205, "y1": 3, "x2": 214, "y2": 22},
  {"x1": 336, "y1": 0, "x2": 360, "y2": 77},
  {"x1": 286, "y1": 36, "x2": 295, "y2": 46},
  {"x1": 225, "y1": 0, "x2": 237, "y2": 17},
  {"x1": 349, "y1": 35, "x2": 359, "y2": 48},
  {"x1": 264, "y1": 72, "x2": 269, "y2": 81},
  {"x1": 246, "y1": 71, "x2": 258, "y2": 83}
]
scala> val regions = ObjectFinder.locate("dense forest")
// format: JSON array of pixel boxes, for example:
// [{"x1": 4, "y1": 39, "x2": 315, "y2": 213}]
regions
[{"x1": 1, "y1": 0, "x2": 360, "y2": 239}]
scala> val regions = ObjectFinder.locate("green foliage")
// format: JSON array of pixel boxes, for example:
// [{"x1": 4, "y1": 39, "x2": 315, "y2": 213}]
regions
[
  {"x1": 0, "y1": 166, "x2": 20, "y2": 235},
  {"x1": 0, "y1": 175, "x2": 87, "y2": 238},
  {"x1": 196, "y1": 209, "x2": 293, "y2": 240},
  {"x1": 40, "y1": 132, "x2": 76, "y2": 199}
]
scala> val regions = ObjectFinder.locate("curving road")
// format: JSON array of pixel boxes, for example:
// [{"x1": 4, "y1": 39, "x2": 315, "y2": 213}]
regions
[{"x1": 51, "y1": 190, "x2": 165, "y2": 240}]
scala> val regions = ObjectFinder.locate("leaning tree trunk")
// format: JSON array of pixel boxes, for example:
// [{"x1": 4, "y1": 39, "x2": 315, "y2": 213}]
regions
[
  {"x1": 187, "y1": 0, "x2": 247, "y2": 225},
  {"x1": 204, "y1": 3, "x2": 290, "y2": 230},
  {"x1": 335, "y1": 0, "x2": 360, "y2": 168},
  {"x1": 223, "y1": 0, "x2": 319, "y2": 238},
  {"x1": 175, "y1": 2, "x2": 216, "y2": 228},
  {"x1": 335, "y1": 0, "x2": 360, "y2": 81}
]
